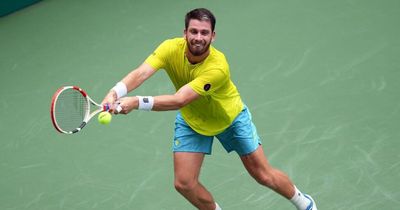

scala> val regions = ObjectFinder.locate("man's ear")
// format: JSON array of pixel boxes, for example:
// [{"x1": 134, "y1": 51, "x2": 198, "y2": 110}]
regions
[
  {"x1": 211, "y1": 31, "x2": 216, "y2": 42},
  {"x1": 183, "y1": 29, "x2": 187, "y2": 40}
]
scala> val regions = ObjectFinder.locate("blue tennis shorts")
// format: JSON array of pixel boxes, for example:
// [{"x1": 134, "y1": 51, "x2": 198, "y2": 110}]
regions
[{"x1": 173, "y1": 106, "x2": 261, "y2": 156}]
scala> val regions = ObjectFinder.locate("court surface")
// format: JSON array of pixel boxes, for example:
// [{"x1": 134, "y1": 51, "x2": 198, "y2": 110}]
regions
[{"x1": 0, "y1": 0, "x2": 399, "y2": 209}]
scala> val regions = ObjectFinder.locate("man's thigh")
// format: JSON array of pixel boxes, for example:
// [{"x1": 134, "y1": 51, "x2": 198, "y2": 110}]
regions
[
  {"x1": 173, "y1": 112, "x2": 214, "y2": 154},
  {"x1": 216, "y1": 106, "x2": 261, "y2": 156}
]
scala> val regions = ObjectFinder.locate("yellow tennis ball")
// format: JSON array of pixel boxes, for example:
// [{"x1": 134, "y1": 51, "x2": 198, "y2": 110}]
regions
[{"x1": 98, "y1": 111, "x2": 112, "y2": 125}]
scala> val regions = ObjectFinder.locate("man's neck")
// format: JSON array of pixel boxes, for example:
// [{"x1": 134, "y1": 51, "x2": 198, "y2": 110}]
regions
[{"x1": 185, "y1": 49, "x2": 210, "y2": 64}]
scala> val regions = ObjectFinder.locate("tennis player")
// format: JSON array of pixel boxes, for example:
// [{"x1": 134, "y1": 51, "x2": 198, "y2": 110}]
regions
[{"x1": 102, "y1": 8, "x2": 317, "y2": 210}]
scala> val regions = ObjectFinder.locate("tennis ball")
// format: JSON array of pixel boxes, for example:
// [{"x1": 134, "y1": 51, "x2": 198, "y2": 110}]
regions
[{"x1": 98, "y1": 111, "x2": 112, "y2": 125}]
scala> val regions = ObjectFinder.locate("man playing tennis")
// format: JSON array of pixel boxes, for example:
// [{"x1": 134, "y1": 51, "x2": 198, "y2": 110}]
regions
[{"x1": 102, "y1": 8, "x2": 317, "y2": 210}]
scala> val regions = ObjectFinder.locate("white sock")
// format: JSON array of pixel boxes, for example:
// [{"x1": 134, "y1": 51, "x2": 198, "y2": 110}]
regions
[
  {"x1": 215, "y1": 202, "x2": 222, "y2": 210},
  {"x1": 290, "y1": 186, "x2": 311, "y2": 210}
]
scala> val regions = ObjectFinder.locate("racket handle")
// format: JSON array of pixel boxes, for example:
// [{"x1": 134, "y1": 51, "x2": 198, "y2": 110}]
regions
[
  {"x1": 103, "y1": 103, "x2": 122, "y2": 113},
  {"x1": 103, "y1": 103, "x2": 111, "y2": 111},
  {"x1": 116, "y1": 104, "x2": 122, "y2": 113}
]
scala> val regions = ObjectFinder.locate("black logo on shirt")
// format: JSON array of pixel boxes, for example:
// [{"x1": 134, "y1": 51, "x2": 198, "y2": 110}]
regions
[{"x1": 204, "y1": 84, "x2": 211, "y2": 91}]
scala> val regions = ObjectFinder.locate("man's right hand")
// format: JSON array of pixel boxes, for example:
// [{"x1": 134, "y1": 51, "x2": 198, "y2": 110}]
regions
[{"x1": 101, "y1": 90, "x2": 118, "y2": 112}]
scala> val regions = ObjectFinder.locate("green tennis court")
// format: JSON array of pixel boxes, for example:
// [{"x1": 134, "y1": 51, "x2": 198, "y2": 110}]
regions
[{"x1": 1, "y1": 0, "x2": 399, "y2": 209}]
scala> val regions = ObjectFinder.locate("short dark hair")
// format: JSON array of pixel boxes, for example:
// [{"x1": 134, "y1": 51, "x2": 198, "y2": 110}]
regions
[{"x1": 185, "y1": 8, "x2": 216, "y2": 32}]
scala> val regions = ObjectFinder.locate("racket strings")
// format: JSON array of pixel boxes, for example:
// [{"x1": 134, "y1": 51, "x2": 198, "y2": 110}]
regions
[{"x1": 54, "y1": 88, "x2": 88, "y2": 132}]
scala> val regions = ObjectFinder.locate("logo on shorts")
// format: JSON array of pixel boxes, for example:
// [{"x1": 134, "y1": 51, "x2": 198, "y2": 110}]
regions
[
  {"x1": 174, "y1": 139, "x2": 180, "y2": 146},
  {"x1": 203, "y1": 84, "x2": 211, "y2": 91}
]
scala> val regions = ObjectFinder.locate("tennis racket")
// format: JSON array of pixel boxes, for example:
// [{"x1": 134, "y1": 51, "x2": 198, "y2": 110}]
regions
[{"x1": 50, "y1": 86, "x2": 121, "y2": 134}]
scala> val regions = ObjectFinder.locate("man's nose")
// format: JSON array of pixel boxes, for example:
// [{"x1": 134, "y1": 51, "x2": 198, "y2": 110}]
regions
[{"x1": 195, "y1": 33, "x2": 202, "y2": 40}]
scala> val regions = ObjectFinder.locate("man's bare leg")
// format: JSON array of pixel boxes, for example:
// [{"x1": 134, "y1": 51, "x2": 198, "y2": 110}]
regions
[{"x1": 174, "y1": 152, "x2": 216, "y2": 210}]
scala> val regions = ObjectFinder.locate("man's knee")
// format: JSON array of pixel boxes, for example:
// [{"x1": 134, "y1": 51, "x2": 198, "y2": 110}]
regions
[{"x1": 174, "y1": 177, "x2": 198, "y2": 193}]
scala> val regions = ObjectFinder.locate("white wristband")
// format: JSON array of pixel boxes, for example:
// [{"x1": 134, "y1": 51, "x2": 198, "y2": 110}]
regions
[
  {"x1": 112, "y1": 82, "x2": 127, "y2": 99},
  {"x1": 137, "y1": 96, "x2": 154, "y2": 111}
]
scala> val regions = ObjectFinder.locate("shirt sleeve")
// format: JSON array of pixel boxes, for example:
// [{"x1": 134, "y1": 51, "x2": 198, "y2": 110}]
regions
[
  {"x1": 188, "y1": 69, "x2": 228, "y2": 96},
  {"x1": 144, "y1": 40, "x2": 172, "y2": 70}
]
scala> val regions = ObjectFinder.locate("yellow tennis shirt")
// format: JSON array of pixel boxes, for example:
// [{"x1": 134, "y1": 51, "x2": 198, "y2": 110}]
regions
[{"x1": 145, "y1": 38, "x2": 243, "y2": 136}]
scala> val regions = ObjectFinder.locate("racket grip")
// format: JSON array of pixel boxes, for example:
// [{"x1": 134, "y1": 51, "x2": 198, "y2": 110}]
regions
[
  {"x1": 103, "y1": 103, "x2": 122, "y2": 113},
  {"x1": 116, "y1": 104, "x2": 122, "y2": 113},
  {"x1": 103, "y1": 104, "x2": 111, "y2": 111}
]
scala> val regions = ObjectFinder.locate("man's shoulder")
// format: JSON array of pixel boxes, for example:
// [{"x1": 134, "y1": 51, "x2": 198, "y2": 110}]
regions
[
  {"x1": 206, "y1": 46, "x2": 229, "y2": 69},
  {"x1": 161, "y1": 37, "x2": 185, "y2": 48}
]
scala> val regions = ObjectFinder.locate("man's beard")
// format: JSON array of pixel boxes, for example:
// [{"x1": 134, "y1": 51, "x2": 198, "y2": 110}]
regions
[{"x1": 187, "y1": 40, "x2": 211, "y2": 56}]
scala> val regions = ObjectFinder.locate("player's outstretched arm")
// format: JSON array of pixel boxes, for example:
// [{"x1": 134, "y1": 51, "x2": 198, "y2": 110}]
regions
[
  {"x1": 102, "y1": 63, "x2": 156, "y2": 110},
  {"x1": 121, "y1": 63, "x2": 157, "y2": 92},
  {"x1": 115, "y1": 84, "x2": 200, "y2": 114},
  {"x1": 152, "y1": 84, "x2": 199, "y2": 111}
]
